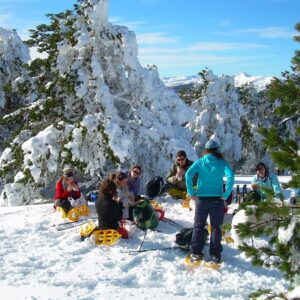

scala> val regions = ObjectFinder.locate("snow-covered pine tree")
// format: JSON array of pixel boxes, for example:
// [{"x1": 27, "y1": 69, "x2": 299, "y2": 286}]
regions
[
  {"x1": 0, "y1": 0, "x2": 195, "y2": 206},
  {"x1": 189, "y1": 69, "x2": 245, "y2": 166},
  {"x1": 234, "y1": 22, "x2": 300, "y2": 298},
  {"x1": 236, "y1": 83, "x2": 282, "y2": 174},
  {"x1": 0, "y1": 28, "x2": 31, "y2": 150}
]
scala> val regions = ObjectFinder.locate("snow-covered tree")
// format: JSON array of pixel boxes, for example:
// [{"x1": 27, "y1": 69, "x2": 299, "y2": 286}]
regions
[
  {"x1": 0, "y1": 28, "x2": 31, "y2": 150},
  {"x1": 0, "y1": 0, "x2": 196, "y2": 206},
  {"x1": 189, "y1": 69, "x2": 245, "y2": 166},
  {"x1": 235, "y1": 83, "x2": 281, "y2": 174}
]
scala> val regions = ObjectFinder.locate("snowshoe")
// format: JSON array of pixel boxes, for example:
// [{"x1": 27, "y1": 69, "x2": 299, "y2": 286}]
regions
[
  {"x1": 184, "y1": 253, "x2": 203, "y2": 269},
  {"x1": 182, "y1": 197, "x2": 191, "y2": 209},
  {"x1": 56, "y1": 207, "x2": 67, "y2": 219},
  {"x1": 80, "y1": 220, "x2": 97, "y2": 240},
  {"x1": 90, "y1": 229, "x2": 122, "y2": 245},
  {"x1": 67, "y1": 205, "x2": 89, "y2": 222},
  {"x1": 204, "y1": 256, "x2": 222, "y2": 270},
  {"x1": 150, "y1": 200, "x2": 162, "y2": 210}
]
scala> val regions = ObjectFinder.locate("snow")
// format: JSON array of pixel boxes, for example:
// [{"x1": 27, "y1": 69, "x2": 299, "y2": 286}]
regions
[
  {"x1": 162, "y1": 73, "x2": 273, "y2": 91},
  {"x1": 278, "y1": 217, "x2": 297, "y2": 245},
  {"x1": 0, "y1": 176, "x2": 293, "y2": 299}
]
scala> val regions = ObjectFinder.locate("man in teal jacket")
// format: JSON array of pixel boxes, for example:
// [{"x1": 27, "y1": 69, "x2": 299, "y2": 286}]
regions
[{"x1": 185, "y1": 140, "x2": 234, "y2": 263}]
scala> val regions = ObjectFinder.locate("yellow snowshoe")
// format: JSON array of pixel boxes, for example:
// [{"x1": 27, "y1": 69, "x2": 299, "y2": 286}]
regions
[
  {"x1": 67, "y1": 207, "x2": 80, "y2": 222},
  {"x1": 182, "y1": 197, "x2": 191, "y2": 209},
  {"x1": 91, "y1": 229, "x2": 122, "y2": 245},
  {"x1": 67, "y1": 205, "x2": 89, "y2": 222},
  {"x1": 184, "y1": 253, "x2": 203, "y2": 270},
  {"x1": 150, "y1": 200, "x2": 162, "y2": 210},
  {"x1": 56, "y1": 207, "x2": 67, "y2": 219},
  {"x1": 79, "y1": 205, "x2": 89, "y2": 217},
  {"x1": 80, "y1": 220, "x2": 97, "y2": 239}
]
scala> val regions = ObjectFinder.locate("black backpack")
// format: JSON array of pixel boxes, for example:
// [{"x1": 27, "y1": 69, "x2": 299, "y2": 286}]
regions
[
  {"x1": 146, "y1": 176, "x2": 164, "y2": 198},
  {"x1": 175, "y1": 227, "x2": 208, "y2": 250}
]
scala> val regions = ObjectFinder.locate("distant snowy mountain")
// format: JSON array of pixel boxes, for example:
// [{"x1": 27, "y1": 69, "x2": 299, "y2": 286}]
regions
[{"x1": 163, "y1": 73, "x2": 273, "y2": 91}]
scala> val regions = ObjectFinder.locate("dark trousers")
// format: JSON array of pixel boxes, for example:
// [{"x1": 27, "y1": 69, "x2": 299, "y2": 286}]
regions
[
  {"x1": 191, "y1": 197, "x2": 224, "y2": 257},
  {"x1": 55, "y1": 199, "x2": 72, "y2": 214}
]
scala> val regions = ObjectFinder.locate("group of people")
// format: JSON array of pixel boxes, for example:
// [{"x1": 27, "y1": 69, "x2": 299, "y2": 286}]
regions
[
  {"x1": 54, "y1": 165, "x2": 159, "y2": 238},
  {"x1": 54, "y1": 139, "x2": 291, "y2": 264}
]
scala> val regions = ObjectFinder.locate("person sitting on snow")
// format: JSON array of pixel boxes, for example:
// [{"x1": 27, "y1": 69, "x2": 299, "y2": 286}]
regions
[
  {"x1": 166, "y1": 150, "x2": 195, "y2": 198},
  {"x1": 95, "y1": 179, "x2": 123, "y2": 233},
  {"x1": 132, "y1": 196, "x2": 159, "y2": 230},
  {"x1": 109, "y1": 172, "x2": 135, "y2": 220},
  {"x1": 54, "y1": 168, "x2": 83, "y2": 214},
  {"x1": 248, "y1": 162, "x2": 283, "y2": 202},
  {"x1": 127, "y1": 165, "x2": 142, "y2": 197}
]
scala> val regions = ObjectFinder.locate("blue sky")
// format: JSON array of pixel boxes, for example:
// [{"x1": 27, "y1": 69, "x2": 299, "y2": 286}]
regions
[{"x1": 0, "y1": 0, "x2": 299, "y2": 77}]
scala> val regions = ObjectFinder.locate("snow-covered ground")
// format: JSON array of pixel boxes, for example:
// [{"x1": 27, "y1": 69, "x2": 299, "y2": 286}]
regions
[{"x1": 0, "y1": 176, "x2": 293, "y2": 299}]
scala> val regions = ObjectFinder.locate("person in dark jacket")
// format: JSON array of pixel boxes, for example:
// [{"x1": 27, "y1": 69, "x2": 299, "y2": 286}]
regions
[
  {"x1": 132, "y1": 196, "x2": 159, "y2": 230},
  {"x1": 54, "y1": 168, "x2": 81, "y2": 214},
  {"x1": 166, "y1": 150, "x2": 196, "y2": 198},
  {"x1": 95, "y1": 179, "x2": 122, "y2": 230}
]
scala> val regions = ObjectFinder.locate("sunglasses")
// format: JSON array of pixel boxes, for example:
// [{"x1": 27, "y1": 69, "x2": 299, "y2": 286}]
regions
[{"x1": 132, "y1": 170, "x2": 141, "y2": 176}]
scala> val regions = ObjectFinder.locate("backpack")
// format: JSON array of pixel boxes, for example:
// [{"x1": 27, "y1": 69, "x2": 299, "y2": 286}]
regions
[
  {"x1": 86, "y1": 190, "x2": 99, "y2": 203},
  {"x1": 175, "y1": 227, "x2": 208, "y2": 250},
  {"x1": 146, "y1": 176, "x2": 164, "y2": 198}
]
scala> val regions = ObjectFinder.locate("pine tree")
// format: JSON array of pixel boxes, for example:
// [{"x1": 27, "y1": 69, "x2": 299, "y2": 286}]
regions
[{"x1": 234, "y1": 22, "x2": 300, "y2": 297}]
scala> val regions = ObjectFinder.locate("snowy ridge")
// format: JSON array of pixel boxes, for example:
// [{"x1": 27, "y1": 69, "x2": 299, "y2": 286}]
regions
[
  {"x1": 163, "y1": 72, "x2": 273, "y2": 91},
  {"x1": 0, "y1": 176, "x2": 291, "y2": 300}
]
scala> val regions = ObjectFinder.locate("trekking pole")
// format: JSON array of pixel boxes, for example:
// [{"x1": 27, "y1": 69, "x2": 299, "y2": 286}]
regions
[
  {"x1": 54, "y1": 217, "x2": 98, "y2": 231},
  {"x1": 137, "y1": 230, "x2": 148, "y2": 252},
  {"x1": 129, "y1": 246, "x2": 180, "y2": 254},
  {"x1": 236, "y1": 185, "x2": 240, "y2": 204},
  {"x1": 163, "y1": 217, "x2": 185, "y2": 229}
]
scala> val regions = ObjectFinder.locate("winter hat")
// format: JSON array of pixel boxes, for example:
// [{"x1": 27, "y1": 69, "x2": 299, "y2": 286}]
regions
[{"x1": 205, "y1": 139, "x2": 220, "y2": 150}]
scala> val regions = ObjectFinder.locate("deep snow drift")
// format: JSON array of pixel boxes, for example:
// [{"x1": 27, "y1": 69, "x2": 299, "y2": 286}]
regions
[{"x1": 0, "y1": 176, "x2": 294, "y2": 300}]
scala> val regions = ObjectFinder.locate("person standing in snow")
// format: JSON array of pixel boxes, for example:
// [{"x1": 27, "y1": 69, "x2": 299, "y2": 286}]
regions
[
  {"x1": 166, "y1": 150, "x2": 195, "y2": 198},
  {"x1": 250, "y1": 162, "x2": 283, "y2": 202},
  {"x1": 109, "y1": 172, "x2": 135, "y2": 220},
  {"x1": 185, "y1": 140, "x2": 234, "y2": 263},
  {"x1": 54, "y1": 168, "x2": 82, "y2": 214}
]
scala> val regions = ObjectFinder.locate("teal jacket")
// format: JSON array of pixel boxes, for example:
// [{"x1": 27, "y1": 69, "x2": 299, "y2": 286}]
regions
[
  {"x1": 185, "y1": 154, "x2": 234, "y2": 199},
  {"x1": 251, "y1": 173, "x2": 282, "y2": 199}
]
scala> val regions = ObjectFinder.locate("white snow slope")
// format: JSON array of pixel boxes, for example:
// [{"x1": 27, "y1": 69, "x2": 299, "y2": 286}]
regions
[
  {"x1": 163, "y1": 73, "x2": 273, "y2": 91},
  {"x1": 0, "y1": 176, "x2": 294, "y2": 300}
]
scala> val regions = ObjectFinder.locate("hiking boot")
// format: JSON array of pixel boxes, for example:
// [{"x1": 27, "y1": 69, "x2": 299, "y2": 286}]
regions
[
  {"x1": 189, "y1": 253, "x2": 203, "y2": 262},
  {"x1": 210, "y1": 255, "x2": 221, "y2": 263}
]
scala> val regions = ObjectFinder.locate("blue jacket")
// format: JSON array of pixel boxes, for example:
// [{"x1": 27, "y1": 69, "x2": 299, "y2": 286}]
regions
[
  {"x1": 251, "y1": 173, "x2": 282, "y2": 199},
  {"x1": 185, "y1": 154, "x2": 234, "y2": 199}
]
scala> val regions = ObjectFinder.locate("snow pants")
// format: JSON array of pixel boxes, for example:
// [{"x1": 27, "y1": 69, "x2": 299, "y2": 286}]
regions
[{"x1": 191, "y1": 197, "x2": 224, "y2": 257}]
